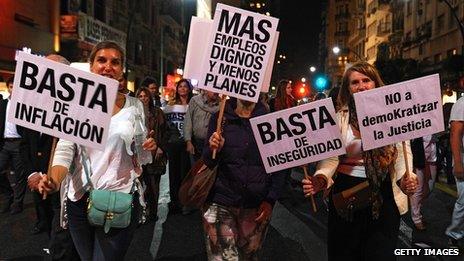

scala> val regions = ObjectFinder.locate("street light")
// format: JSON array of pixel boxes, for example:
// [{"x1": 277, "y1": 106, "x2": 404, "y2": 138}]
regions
[
  {"x1": 301, "y1": 77, "x2": 306, "y2": 83},
  {"x1": 309, "y1": 66, "x2": 316, "y2": 73},
  {"x1": 332, "y1": 45, "x2": 364, "y2": 61}
]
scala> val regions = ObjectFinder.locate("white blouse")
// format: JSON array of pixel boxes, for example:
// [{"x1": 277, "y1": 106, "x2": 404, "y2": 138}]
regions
[
  {"x1": 337, "y1": 125, "x2": 366, "y2": 178},
  {"x1": 53, "y1": 97, "x2": 145, "y2": 201}
]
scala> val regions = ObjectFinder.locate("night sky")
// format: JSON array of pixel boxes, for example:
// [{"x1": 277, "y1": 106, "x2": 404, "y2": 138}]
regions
[{"x1": 277, "y1": 1, "x2": 323, "y2": 81}]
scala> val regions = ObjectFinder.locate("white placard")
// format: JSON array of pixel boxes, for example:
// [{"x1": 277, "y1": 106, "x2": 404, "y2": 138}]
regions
[
  {"x1": 9, "y1": 52, "x2": 118, "y2": 150},
  {"x1": 163, "y1": 104, "x2": 188, "y2": 138},
  {"x1": 250, "y1": 98, "x2": 346, "y2": 173},
  {"x1": 199, "y1": 4, "x2": 279, "y2": 102},
  {"x1": 261, "y1": 31, "x2": 279, "y2": 93},
  {"x1": 183, "y1": 17, "x2": 214, "y2": 85},
  {"x1": 354, "y1": 74, "x2": 444, "y2": 151},
  {"x1": 184, "y1": 17, "x2": 279, "y2": 94}
]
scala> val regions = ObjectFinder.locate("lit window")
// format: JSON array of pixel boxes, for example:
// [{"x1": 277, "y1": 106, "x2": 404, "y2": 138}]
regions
[
  {"x1": 338, "y1": 57, "x2": 342, "y2": 61},
  {"x1": 266, "y1": 12, "x2": 270, "y2": 16},
  {"x1": 262, "y1": 3, "x2": 266, "y2": 7},
  {"x1": 256, "y1": 3, "x2": 261, "y2": 8},
  {"x1": 250, "y1": 3, "x2": 255, "y2": 7},
  {"x1": 453, "y1": 49, "x2": 458, "y2": 55}
]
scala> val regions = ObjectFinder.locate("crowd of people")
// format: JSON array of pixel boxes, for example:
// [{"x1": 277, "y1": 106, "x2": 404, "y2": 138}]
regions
[{"x1": 0, "y1": 40, "x2": 463, "y2": 261}]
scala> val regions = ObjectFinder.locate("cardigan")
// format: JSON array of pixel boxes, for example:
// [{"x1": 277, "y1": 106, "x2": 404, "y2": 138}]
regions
[{"x1": 314, "y1": 106, "x2": 415, "y2": 215}]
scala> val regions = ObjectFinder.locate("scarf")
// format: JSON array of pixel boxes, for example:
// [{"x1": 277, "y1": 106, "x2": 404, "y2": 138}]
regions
[{"x1": 348, "y1": 97, "x2": 397, "y2": 219}]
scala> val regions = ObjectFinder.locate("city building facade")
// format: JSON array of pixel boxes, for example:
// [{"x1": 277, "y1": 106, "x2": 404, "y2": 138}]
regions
[
  {"x1": 348, "y1": 0, "x2": 366, "y2": 63},
  {"x1": 323, "y1": 0, "x2": 464, "y2": 95},
  {"x1": 403, "y1": 0, "x2": 462, "y2": 72},
  {"x1": 324, "y1": 0, "x2": 351, "y2": 87},
  {"x1": 365, "y1": 0, "x2": 393, "y2": 63},
  {"x1": 59, "y1": 0, "x2": 185, "y2": 92},
  {"x1": 0, "y1": 0, "x2": 59, "y2": 91}
]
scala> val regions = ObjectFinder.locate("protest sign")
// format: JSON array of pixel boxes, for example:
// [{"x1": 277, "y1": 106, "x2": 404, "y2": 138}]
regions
[
  {"x1": 261, "y1": 31, "x2": 279, "y2": 93},
  {"x1": 250, "y1": 98, "x2": 346, "y2": 173},
  {"x1": 200, "y1": 4, "x2": 279, "y2": 102},
  {"x1": 184, "y1": 16, "x2": 279, "y2": 94},
  {"x1": 183, "y1": 17, "x2": 213, "y2": 83},
  {"x1": 353, "y1": 74, "x2": 444, "y2": 151},
  {"x1": 8, "y1": 52, "x2": 118, "y2": 150},
  {"x1": 163, "y1": 104, "x2": 188, "y2": 138}
]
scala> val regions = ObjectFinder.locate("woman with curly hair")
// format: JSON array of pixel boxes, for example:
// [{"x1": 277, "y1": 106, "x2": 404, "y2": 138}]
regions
[{"x1": 302, "y1": 62, "x2": 418, "y2": 261}]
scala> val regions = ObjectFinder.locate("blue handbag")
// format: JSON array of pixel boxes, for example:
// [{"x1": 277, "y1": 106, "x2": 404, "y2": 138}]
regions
[{"x1": 80, "y1": 147, "x2": 133, "y2": 233}]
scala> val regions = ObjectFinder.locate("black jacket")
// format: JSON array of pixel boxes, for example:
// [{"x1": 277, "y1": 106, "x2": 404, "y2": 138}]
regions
[
  {"x1": 20, "y1": 129, "x2": 55, "y2": 175},
  {"x1": 0, "y1": 99, "x2": 24, "y2": 147},
  {"x1": 411, "y1": 137, "x2": 425, "y2": 169},
  {"x1": 203, "y1": 98, "x2": 286, "y2": 208}
]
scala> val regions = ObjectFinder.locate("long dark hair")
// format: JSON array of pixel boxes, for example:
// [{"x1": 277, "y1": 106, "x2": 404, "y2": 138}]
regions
[
  {"x1": 275, "y1": 79, "x2": 291, "y2": 107},
  {"x1": 171, "y1": 79, "x2": 193, "y2": 105},
  {"x1": 136, "y1": 87, "x2": 155, "y2": 114}
]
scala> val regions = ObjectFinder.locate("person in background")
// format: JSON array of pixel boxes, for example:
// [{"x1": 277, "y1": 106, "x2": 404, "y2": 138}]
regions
[
  {"x1": 302, "y1": 62, "x2": 418, "y2": 260},
  {"x1": 445, "y1": 95, "x2": 464, "y2": 248},
  {"x1": 142, "y1": 76, "x2": 164, "y2": 108},
  {"x1": 164, "y1": 79, "x2": 193, "y2": 215},
  {"x1": 184, "y1": 90, "x2": 219, "y2": 163},
  {"x1": 438, "y1": 103, "x2": 455, "y2": 185},
  {"x1": 37, "y1": 41, "x2": 156, "y2": 260},
  {"x1": 183, "y1": 90, "x2": 219, "y2": 215},
  {"x1": 313, "y1": 92, "x2": 327, "y2": 101},
  {"x1": 136, "y1": 87, "x2": 167, "y2": 222},
  {"x1": 0, "y1": 76, "x2": 26, "y2": 215},
  {"x1": 118, "y1": 72, "x2": 134, "y2": 97},
  {"x1": 203, "y1": 98, "x2": 286, "y2": 260},
  {"x1": 25, "y1": 54, "x2": 80, "y2": 260},
  {"x1": 272, "y1": 79, "x2": 296, "y2": 112},
  {"x1": 272, "y1": 79, "x2": 298, "y2": 204},
  {"x1": 410, "y1": 134, "x2": 437, "y2": 231},
  {"x1": 259, "y1": 92, "x2": 270, "y2": 112}
]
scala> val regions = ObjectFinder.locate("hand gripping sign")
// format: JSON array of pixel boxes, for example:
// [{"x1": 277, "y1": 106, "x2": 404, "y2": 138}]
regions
[
  {"x1": 184, "y1": 4, "x2": 279, "y2": 158},
  {"x1": 9, "y1": 52, "x2": 118, "y2": 150},
  {"x1": 250, "y1": 98, "x2": 346, "y2": 174},
  {"x1": 194, "y1": 4, "x2": 279, "y2": 103}
]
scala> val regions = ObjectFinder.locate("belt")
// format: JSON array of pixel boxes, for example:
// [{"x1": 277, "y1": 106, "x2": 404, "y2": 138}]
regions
[{"x1": 3, "y1": 138, "x2": 21, "y2": 141}]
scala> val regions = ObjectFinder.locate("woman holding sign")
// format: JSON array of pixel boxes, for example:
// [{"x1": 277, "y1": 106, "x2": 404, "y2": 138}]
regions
[
  {"x1": 164, "y1": 79, "x2": 193, "y2": 214},
  {"x1": 204, "y1": 98, "x2": 286, "y2": 260},
  {"x1": 37, "y1": 41, "x2": 156, "y2": 261},
  {"x1": 302, "y1": 62, "x2": 418, "y2": 260}
]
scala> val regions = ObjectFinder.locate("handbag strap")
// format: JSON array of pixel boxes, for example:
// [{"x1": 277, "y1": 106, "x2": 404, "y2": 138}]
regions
[
  {"x1": 79, "y1": 145, "x2": 94, "y2": 190},
  {"x1": 79, "y1": 145, "x2": 137, "y2": 193}
]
